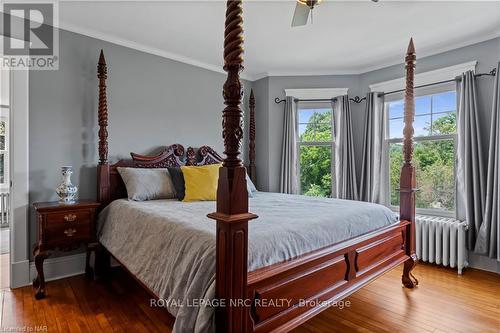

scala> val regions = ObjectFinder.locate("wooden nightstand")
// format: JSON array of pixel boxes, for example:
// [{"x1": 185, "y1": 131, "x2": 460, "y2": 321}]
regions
[{"x1": 33, "y1": 200, "x2": 100, "y2": 299}]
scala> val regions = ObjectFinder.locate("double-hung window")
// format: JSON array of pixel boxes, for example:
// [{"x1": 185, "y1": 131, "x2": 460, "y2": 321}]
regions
[
  {"x1": 297, "y1": 102, "x2": 334, "y2": 197},
  {"x1": 386, "y1": 85, "x2": 457, "y2": 216}
]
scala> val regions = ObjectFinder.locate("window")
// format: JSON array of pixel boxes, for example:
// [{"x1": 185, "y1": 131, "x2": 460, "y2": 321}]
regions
[
  {"x1": 297, "y1": 102, "x2": 334, "y2": 197},
  {"x1": 386, "y1": 88, "x2": 456, "y2": 215}
]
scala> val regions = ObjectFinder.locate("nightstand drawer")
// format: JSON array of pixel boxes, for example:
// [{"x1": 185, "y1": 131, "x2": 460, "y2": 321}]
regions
[
  {"x1": 45, "y1": 221, "x2": 91, "y2": 243},
  {"x1": 45, "y1": 210, "x2": 91, "y2": 226}
]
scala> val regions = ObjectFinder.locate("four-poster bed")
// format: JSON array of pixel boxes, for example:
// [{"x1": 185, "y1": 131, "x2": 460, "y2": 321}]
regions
[{"x1": 94, "y1": 1, "x2": 418, "y2": 332}]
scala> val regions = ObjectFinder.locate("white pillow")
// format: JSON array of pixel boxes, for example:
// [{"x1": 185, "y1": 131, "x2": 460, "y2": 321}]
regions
[{"x1": 117, "y1": 167, "x2": 176, "y2": 201}]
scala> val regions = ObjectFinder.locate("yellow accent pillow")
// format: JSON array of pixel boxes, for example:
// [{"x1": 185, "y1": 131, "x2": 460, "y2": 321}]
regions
[{"x1": 181, "y1": 164, "x2": 221, "y2": 202}]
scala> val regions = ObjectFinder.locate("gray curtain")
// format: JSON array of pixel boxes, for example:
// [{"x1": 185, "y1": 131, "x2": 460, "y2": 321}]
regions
[
  {"x1": 333, "y1": 95, "x2": 358, "y2": 200},
  {"x1": 279, "y1": 96, "x2": 298, "y2": 194},
  {"x1": 456, "y1": 71, "x2": 486, "y2": 250},
  {"x1": 475, "y1": 62, "x2": 500, "y2": 260},
  {"x1": 359, "y1": 92, "x2": 388, "y2": 204}
]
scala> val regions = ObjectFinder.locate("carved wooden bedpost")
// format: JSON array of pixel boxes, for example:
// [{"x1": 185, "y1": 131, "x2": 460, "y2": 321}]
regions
[
  {"x1": 248, "y1": 89, "x2": 256, "y2": 184},
  {"x1": 207, "y1": 1, "x2": 257, "y2": 332},
  {"x1": 400, "y1": 39, "x2": 418, "y2": 288},
  {"x1": 97, "y1": 50, "x2": 110, "y2": 206},
  {"x1": 94, "y1": 49, "x2": 112, "y2": 278}
]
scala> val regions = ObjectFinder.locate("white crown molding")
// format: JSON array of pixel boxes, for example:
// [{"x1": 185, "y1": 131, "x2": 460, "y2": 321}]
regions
[
  {"x1": 369, "y1": 61, "x2": 478, "y2": 92},
  {"x1": 285, "y1": 88, "x2": 348, "y2": 99},
  {"x1": 57, "y1": 21, "x2": 255, "y2": 81}
]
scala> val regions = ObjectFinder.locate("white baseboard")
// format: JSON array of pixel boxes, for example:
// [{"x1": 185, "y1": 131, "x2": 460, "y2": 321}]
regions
[
  {"x1": 11, "y1": 259, "x2": 30, "y2": 288},
  {"x1": 29, "y1": 253, "x2": 86, "y2": 283}
]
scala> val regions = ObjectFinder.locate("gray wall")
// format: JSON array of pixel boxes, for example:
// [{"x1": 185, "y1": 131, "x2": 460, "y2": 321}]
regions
[{"x1": 28, "y1": 29, "x2": 252, "y2": 251}]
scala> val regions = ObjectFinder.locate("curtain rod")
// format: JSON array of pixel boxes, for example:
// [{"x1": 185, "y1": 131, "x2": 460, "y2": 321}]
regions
[
  {"x1": 274, "y1": 68, "x2": 497, "y2": 104},
  {"x1": 274, "y1": 95, "x2": 366, "y2": 105},
  {"x1": 378, "y1": 68, "x2": 497, "y2": 97}
]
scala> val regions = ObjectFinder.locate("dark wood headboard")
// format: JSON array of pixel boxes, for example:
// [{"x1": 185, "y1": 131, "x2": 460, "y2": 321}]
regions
[{"x1": 97, "y1": 144, "x2": 223, "y2": 208}]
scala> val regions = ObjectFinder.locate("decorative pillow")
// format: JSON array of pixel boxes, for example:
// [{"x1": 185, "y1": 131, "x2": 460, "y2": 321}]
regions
[
  {"x1": 181, "y1": 164, "x2": 221, "y2": 202},
  {"x1": 117, "y1": 167, "x2": 176, "y2": 201},
  {"x1": 167, "y1": 167, "x2": 186, "y2": 201}
]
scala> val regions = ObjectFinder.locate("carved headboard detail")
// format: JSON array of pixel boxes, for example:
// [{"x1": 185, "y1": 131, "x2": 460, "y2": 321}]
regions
[
  {"x1": 98, "y1": 143, "x2": 224, "y2": 207},
  {"x1": 131, "y1": 144, "x2": 185, "y2": 168}
]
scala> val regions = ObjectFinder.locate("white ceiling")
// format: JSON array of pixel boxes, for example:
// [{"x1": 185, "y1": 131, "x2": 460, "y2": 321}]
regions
[{"x1": 58, "y1": 1, "x2": 500, "y2": 81}]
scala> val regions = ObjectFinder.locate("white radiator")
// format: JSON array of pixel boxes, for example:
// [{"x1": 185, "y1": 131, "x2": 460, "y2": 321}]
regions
[{"x1": 415, "y1": 215, "x2": 468, "y2": 274}]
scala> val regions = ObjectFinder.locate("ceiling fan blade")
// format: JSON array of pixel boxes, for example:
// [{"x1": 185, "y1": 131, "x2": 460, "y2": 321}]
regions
[{"x1": 292, "y1": 3, "x2": 310, "y2": 27}]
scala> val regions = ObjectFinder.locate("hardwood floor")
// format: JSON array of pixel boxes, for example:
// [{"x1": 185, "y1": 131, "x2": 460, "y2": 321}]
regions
[{"x1": 1, "y1": 263, "x2": 499, "y2": 333}]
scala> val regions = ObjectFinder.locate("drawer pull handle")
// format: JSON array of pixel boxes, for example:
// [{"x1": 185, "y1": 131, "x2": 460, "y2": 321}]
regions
[
  {"x1": 64, "y1": 214, "x2": 77, "y2": 222},
  {"x1": 64, "y1": 228, "x2": 77, "y2": 237}
]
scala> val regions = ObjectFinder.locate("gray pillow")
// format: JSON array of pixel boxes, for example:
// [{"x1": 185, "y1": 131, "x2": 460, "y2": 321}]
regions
[{"x1": 117, "y1": 167, "x2": 176, "y2": 201}]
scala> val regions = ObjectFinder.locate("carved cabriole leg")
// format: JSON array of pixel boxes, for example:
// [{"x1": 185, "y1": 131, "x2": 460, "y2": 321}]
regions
[
  {"x1": 403, "y1": 254, "x2": 418, "y2": 288},
  {"x1": 33, "y1": 245, "x2": 50, "y2": 299}
]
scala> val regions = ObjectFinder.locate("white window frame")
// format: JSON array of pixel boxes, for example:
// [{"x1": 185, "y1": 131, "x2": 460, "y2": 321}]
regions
[
  {"x1": 371, "y1": 62, "x2": 476, "y2": 218},
  {"x1": 286, "y1": 88, "x2": 347, "y2": 197},
  {"x1": 384, "y1": 86, "x2": 457, "y2": 218},
  {"x1": 296, "y1": 103, "x2": 335, "y2": 196}
]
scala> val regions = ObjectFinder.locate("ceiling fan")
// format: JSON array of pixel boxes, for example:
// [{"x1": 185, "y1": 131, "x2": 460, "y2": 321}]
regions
[{"x1": 292, "y1": 0, "x2": 379, "y2": 27}]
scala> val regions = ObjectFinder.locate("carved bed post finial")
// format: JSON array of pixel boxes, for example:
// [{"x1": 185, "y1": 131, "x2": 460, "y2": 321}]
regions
[
  {"x1": 400, "y1": 38, "x2": 418, "y2": 289},
  {"x1": 403, "y1": 38, "x2": 416, "y2": 166},
  {"x1": 97, "y1": 50, "x2": 111, "y2": 207},
  {"x1": 207, "y1": 1, "x2": 257, "y2": 332},
  {"x1": 98, "y1": 49, "x2": 108, "y2": 165},
  {"x1": 248, "y1": 89, "x2": 256, "y2": 184}
]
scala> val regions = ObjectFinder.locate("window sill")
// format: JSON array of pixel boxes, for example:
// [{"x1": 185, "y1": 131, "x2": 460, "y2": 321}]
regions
[{"x1": 390, "y1": 206, "x2": 455, "y2": 219}]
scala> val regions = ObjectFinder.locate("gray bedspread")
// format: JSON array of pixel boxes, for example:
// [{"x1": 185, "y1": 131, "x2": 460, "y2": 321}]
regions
[{"x1": 97, "y1": 192, "x2": 397, "y2": 333}]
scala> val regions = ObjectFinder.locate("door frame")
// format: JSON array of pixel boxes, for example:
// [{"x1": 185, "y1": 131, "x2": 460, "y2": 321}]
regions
[{"x1": 3, "y1": 36, "x2": 31, "y2": 288}]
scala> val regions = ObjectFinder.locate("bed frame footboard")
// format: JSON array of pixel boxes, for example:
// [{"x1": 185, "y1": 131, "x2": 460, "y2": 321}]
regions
[{"x1": 246, "y1": 221, "x2": 411, "y2": 333}]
